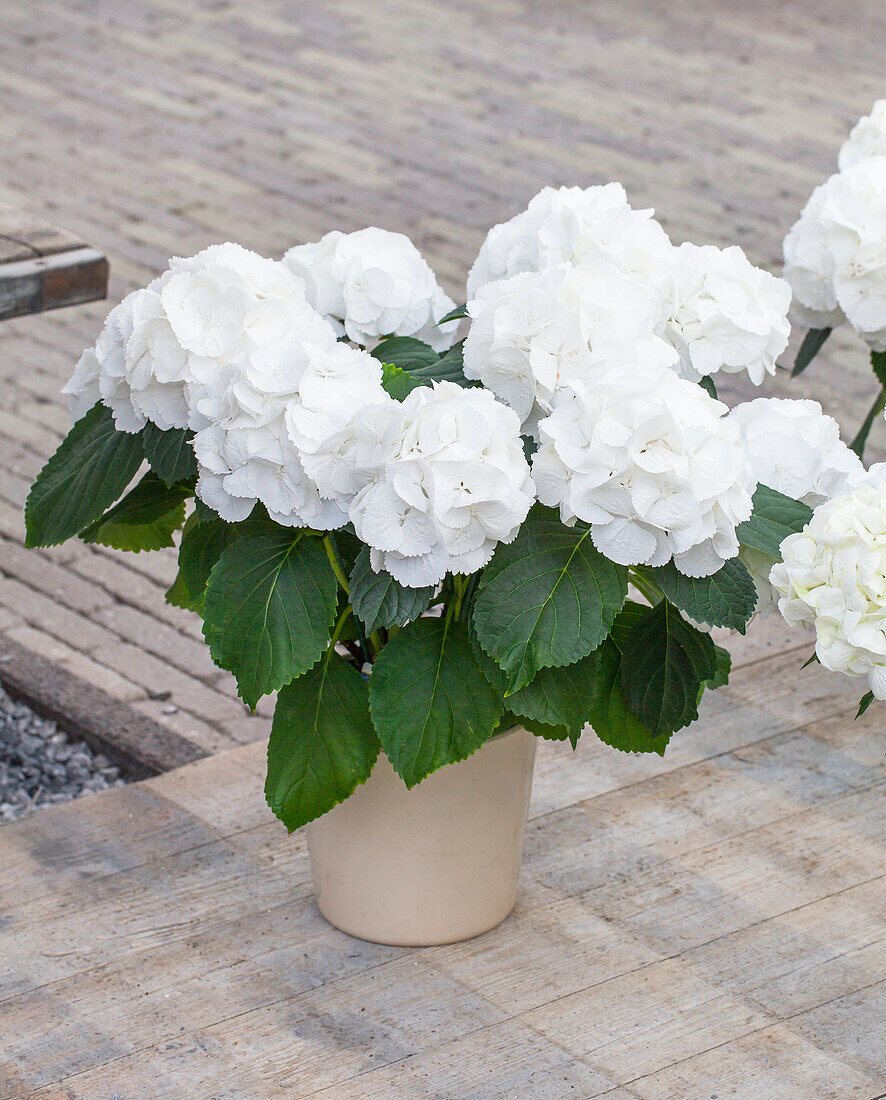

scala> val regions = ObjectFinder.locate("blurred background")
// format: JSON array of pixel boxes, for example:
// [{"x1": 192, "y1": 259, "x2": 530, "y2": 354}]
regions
[{"x1": 1, "y1": 0, "x2": 883, "y2": 755}]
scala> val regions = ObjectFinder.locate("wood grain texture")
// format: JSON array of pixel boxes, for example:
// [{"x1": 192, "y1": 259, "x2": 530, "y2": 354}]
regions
[{"x1": 0, "y1": 639, "x2": 883, "y2": 1097}]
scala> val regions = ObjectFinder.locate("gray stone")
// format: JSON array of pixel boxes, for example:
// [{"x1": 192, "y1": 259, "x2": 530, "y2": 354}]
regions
[{"x1": 0, "y1": 686, "x2": 128, "y2": 822}]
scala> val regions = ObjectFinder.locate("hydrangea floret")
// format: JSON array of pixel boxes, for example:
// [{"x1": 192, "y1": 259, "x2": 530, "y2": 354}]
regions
[{"x1": 32, "y1": 181, "x2": 869, "y2": 835}]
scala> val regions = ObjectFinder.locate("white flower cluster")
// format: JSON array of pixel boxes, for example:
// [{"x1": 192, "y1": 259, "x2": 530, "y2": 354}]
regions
[
  {"x1": 191, "y1": 335, "x2": 389, "y2": 528},
  {"x1": 660, "y1": 243, "x2": 790, "y2": 385},
  {"x1": 463, "y1": 259, "x2": 677, "y2": 433},
  {"x1": 728, "y1": 397, "x2": 864, "y2": 614},
  {"x1": 839, "y1": 100, "x2": 886, "y2": 171},
  {"x1": 532, "y1": 363, "x2": 756, "y2": 577},
  {"x1": 63, "y1": 243, "x2": 330, "y2": 432},
  {"x1": 315, "y1": 382, "x2": 535, "y2": 587},
  {"x1": 463, "y1": 187, "x2": 790, "y2": 430},
  {"x1": 63, "y1": 239, "x2": 533, "y2": 580},
  {"x1": 783, "y1": 152, "x2": 886, "y2": 350},
  {"x1": 284, "y1": 227, "x2": 458, "y2": 351},
  {"x1": 63, "y1": 242, "x2": 391, "y2": 529},
  {"x1": 771, "y1": 465, "x2": 886, "y2": 700},
  {"x1": 466, "y1": 183, "x2": 673, "y2": 299}
]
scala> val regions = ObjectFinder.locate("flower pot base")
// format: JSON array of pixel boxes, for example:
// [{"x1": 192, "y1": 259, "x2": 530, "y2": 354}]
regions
[{"x1": 306, "y1": 728, "x2": 537, "y2": 947}]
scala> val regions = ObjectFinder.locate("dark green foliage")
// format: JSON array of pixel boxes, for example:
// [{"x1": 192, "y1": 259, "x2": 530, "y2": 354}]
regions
[{"x1": 25, "y1": 403, "x2": 144, "y2": 547}]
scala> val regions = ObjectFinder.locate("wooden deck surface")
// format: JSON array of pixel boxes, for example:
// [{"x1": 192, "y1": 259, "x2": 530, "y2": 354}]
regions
[
  {"x1": 1, "y1": 0, "x2": 886, "y2": 759},
  {"x1": 1, "y1": 629, "x2": 884, "y2": 1098}
]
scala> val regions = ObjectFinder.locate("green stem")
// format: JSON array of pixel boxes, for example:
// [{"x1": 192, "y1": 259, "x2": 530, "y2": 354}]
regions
[
  {"x1": 327, "y1": 606, "x2": 352, "y2": 655},
  {"x1": 448, "y1": 575, "x2": 469, "y2": 624},
  {"x1": 850, "y1": 385, "x2": 886, "y2": 459},
  {"x1": 457, "y1": 572, "x2": 481, "y2": 623},
  {"x1": 323, "y1": 534, "x2": 350, "y2": 594}
]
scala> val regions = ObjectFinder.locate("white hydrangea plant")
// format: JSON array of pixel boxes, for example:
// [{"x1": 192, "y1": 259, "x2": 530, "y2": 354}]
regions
[
  {"x1": 33, "y1": 182, "x2": 862, "y2": 837},
  {"x1": 784, "y1": 104, "x2": 886, "y2": 459}
]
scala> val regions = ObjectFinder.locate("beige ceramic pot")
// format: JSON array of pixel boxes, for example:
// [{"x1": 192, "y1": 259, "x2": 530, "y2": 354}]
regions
[{"x1": 305, "y1": 727, "x2": 537, "y2": 946}]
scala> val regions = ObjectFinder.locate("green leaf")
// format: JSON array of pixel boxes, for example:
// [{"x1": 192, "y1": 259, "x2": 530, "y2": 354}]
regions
[
  {"x1": 194, "y1": 496, "x2": 221, "y2": 524},
  {"x1": 856, "y1": 690, "x2": 875, "y2": 719},
  {"x1": 505, "y1": 651, "x2": 602, "y2": 745},
  {"x1": 25, "y1": 403, "x2": 145, "y2": 548},
  {"x1": 849, "y1": 352, "x2": 886, "y2": 458},
  {"x1": 698, "y1": 375, "x2": 718, "y2": 400},
  {"x1": 801, "y1": 651, "x2": 820, "y2": 670},
  {"x1": 429, "y1": 340, "x2": 473, "y2": 387},
  {"x1": 736, "y1": 484, "x2": 813, "y2": 557},
  {"x1": 349, "y1": 547, "x2": 434, "y2": 634},
  {"x1": 202, "y1": 531, "x2": 338, "y2": 708},
  {"x1": 500, "y1": 708, "x2": 575, "y2": 744},
  {"x1": 380, "y1": 362, "x2": 423, "y2": 401},
  {"x1": 644, "y1": 558, "x2": 757, "y2": 633},
  {"x1": 371, "y1": 336, "x2": 472, "y2": 388},
  {"x1": 266, "y1": 652, "x2": 380, "y2": 831},
  {"x1": 141, "y1": 423, "x2": 197, "y2": 487},
  {"x1": 703, "y1": 644, "x2": 732, "y2": 692},
  {"x1": 472, "y1": 510, "x2": 628, "y2": 691},
  {"x1": 792, "y1": 327, "x2": 832, "y2": 376},
  {"x1": 165, "y1": 570, "x2": 193, "y2": 610},
  {"x1": 81, "y1": 472, "x2": 189, "y2": 552},
  {"x1": 619, "y1": 601, "x2": 718, "y2": 737},
  {"x1": 176, "y1": 515, "x2": 244, "y2": 611},
  {"x1": 438, "y1": 304, "x2": 469, "y2": 325},
  {"x1": 872, "y1": 350, "x2": 886, "y2": 388},
  {"x1": 369, "y1": 617, "x2": 502, "y2": 787},
  {"x1": 370, "y1": 336, "x2": 438, "y2": 373},
  {"x1": 587, "y1": 632, "x2": 670, "y2": 756}
]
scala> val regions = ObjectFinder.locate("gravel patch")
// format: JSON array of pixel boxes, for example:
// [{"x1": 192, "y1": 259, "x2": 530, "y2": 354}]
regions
[{"x1": 0, "y1": 685, "x2": 127, "y2": 822}]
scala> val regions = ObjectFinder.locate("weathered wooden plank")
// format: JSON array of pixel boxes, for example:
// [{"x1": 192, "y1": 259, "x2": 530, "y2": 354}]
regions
[{"x1": 0, "y1": 247, "x2": 108, "y2": 321}]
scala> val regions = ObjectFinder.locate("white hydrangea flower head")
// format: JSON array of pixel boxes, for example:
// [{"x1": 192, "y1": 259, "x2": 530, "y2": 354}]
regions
[
  {"x1": 782, "y1": 182, "x2": 846, "y2": 330},
  {"x1": 784, "y1": 158, "x2": 886, "y2": 349},
  {"x1": 193, "y1": 417, "x2": 348, "y2": 530},
  {"x1": 532, "y1": 363, "x2": 755, "y2": 577},
  {"x1": 771, "y1": 464, "x2": 886, "y2": 700},
  {"x1": 284, "y1": 228, "x2": 458, "y2": 352},
  {"x1": 192, "y1": 337, "x2": 388, "y2": 528},
  {"x1": 347, "y1": 381, "x2": 535, "y2": 587},
  {"x1": 660, "y1": 243, "x2": 791, "y2": 384},
  {"x1": 466, "y1": 183, "x2": 673, "y2": 298},
  {"x1": 838, "y1": 101, "x2": 886, "y2": 171},
  {"x1": 729, "y1": 397, "x2": 864, "y2": 615},
  {"x1": 63, "y1": 243, "x2": 328, "y2": 435},
  {"x1": 463, "y1": 259, "x2": 677, "y2": 433},
  {"x1": 730, "y1": 397, "x2": 863, "y2": 506}
]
